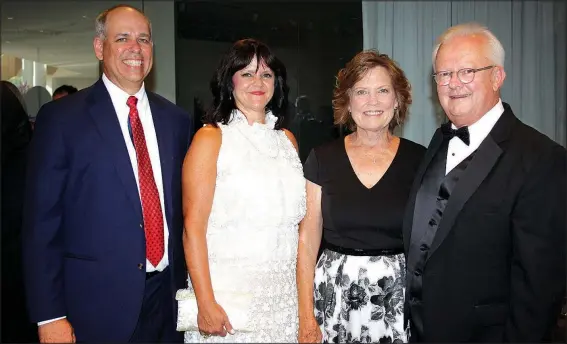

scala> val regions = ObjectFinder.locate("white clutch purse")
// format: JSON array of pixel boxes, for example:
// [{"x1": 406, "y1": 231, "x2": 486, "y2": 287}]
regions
[{"x1": 176, "y1": 288, "x2": 254, "y2": 333}]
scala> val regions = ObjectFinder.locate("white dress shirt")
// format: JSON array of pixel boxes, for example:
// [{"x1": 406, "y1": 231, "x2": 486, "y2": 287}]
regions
[
  {"x1": 38, "y1": 75, "x2": 169, "y2": 326},
  {"x1": 445, "y1": 99, "x2": 504, "y2": 175}
]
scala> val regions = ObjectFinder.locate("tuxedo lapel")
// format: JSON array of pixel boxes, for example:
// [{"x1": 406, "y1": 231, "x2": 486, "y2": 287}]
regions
[
  {"x1": 147, "y1": 93, "x2": 174, "y2": 233},
  {"x1": 427, "y1": 137, "x2": 502, "y2": 258},
  {"x1": 403, "y1": 129, "x2": 444, "y2": 252},
  {"x1": 426, "y1": 105, "x2": 516, "y2": 260},
  {"x1": 86, "y1": 79, "x2": 142, "y2": 219}
]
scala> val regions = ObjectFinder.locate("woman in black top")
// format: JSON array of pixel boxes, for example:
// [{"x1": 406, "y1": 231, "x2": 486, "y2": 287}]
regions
[{"x1": 297, "y1": 51, "x2": 426, "y2": 343}]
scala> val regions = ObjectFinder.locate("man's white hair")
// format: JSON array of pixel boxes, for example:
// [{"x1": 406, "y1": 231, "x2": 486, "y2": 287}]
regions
[{"x1": 432, "y1": 22, "x2": 505, "y2": 71}]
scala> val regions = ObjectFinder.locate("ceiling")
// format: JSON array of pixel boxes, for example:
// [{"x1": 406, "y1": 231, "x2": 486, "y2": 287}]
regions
[{"x1": 1, "y1": 1, "x2": 144, "y2": 78}]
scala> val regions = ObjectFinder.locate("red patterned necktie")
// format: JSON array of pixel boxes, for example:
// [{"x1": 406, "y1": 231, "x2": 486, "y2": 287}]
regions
[{"x1": 127, "y1": 96, "x2": 164, "y2": 266}]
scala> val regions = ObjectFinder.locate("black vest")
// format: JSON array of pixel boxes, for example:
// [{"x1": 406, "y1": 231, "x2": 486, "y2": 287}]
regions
[{"x1": 406, "y1": 141, "x2": 477, "y2": 339}]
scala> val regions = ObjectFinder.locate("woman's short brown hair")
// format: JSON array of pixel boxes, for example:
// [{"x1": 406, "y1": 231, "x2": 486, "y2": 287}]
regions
[{"x1": 333, "y1": 50, "x2": 412, "y2": 132}]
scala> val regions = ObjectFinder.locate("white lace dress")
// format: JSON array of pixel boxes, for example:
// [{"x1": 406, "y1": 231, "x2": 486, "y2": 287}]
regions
[{"x1": 184, "y1": 110, "x2": 306, "y2": 343}]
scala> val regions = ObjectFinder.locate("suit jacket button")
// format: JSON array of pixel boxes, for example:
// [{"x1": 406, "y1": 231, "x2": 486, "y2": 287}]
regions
[
  {"x1": 138, "y1": 263, "x2": 144, "y2": 270},
  {"x1": 420, "y1": 244, "x2": 428, "y2": 251},
  {"x1": 414, "y1": 269, "x2": 422, "y2": 277}
]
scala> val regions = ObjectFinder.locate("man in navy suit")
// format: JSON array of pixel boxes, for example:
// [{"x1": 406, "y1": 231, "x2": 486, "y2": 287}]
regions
[{"x1": 22, "y1": 5, "x2": 193, "y2": 342}]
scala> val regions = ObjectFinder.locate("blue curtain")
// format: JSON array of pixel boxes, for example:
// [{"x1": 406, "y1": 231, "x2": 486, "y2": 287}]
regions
[{"x1": 362, "y1": 0, "x2": 566, "y2": 147}]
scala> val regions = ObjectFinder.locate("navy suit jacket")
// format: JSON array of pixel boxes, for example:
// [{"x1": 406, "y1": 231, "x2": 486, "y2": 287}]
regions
[{"x1": 22, "y1": 79, "x2": 193, "y2": 342}]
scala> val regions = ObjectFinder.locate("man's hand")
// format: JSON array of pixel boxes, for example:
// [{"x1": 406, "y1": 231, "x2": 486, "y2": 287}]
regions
[{"x1": 38, "y1": 318, "x2": 75, "y2": 343}]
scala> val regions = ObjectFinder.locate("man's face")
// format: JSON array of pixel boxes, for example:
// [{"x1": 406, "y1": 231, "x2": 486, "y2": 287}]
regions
[
  {"x1": 434, "y1": 35, "x2": 505, "y2": 127},
  {"x1": 93, "y1": 7, "x2": 153, "y2": 94}
]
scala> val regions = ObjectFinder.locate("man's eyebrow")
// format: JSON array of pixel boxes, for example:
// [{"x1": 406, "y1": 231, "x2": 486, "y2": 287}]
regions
[{"x1": 113, "y1": 32, "x2": 151, "y2": 38}]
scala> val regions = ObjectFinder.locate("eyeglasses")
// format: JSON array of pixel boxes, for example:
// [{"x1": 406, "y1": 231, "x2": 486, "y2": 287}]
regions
[{"x1": 432, "y1": 65, "x2": 495, "y2": 86}]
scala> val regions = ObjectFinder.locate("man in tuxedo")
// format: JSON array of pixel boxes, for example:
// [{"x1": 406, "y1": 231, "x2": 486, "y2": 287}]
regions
[
  {"x1": 22, "y1": 5, "x2": 193, "y2": 342},
  {"x1": 404, "y1": 22, "x2": 566, "y2": 342}
]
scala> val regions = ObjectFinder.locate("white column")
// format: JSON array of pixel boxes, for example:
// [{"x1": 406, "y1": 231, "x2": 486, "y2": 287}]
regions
[
  {"x1": 21, "y1": 58, "x2": 34, "y2": 88},
  {"x1": 33, "y1": 61, "x2": 47, "y2": 87}
]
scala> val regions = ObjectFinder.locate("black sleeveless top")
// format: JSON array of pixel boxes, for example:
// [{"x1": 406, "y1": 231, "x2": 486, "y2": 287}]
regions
[{"x1": 304, "y1": 137, "x2": 426, "y2": 250}]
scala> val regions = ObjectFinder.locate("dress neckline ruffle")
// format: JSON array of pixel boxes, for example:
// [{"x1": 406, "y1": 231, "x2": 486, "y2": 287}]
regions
[
  {"x1": 228, "y1": 109, "x2": 277, "y2": 130},
  {"x1": 225, "y1": 109, "x2": 280, "y2": 158}
]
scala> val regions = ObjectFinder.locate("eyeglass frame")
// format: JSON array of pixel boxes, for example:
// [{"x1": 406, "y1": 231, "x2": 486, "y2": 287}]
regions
[{"x1": 432, "y1": 65, "x2": 495, "y2": 86}]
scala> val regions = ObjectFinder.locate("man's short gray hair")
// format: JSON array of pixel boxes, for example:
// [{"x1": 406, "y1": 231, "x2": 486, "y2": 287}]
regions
[
  {"x1": 94, "y1": 4, "x2": 152, "y2": 40},
  {"x1": 432, "y1": 22, "x2": 505, "y2": 71}
]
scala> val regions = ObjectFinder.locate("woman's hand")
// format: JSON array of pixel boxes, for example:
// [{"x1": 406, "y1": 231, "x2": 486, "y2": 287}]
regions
[
  {"x1": 297, "y1": 178, "x2": 324, "y2": 343},
  {"x1": 182, "y1": 126, "x2": 228, "y2": 338},
  {"x1": 197, "y1": 301, "x2": 235, "y2": 337},
  {"x1": 298, "y1": 315, "x2": 322, "y2": 343}
]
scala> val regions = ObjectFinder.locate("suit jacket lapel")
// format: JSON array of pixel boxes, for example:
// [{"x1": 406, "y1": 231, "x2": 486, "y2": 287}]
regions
[
  {"x1": 86, "y1": 79, "x2": 142, "y2": 219},
  {"x1": 427, "y1": 105, "x2": 516, "y2": 259},
  {"x1": 403, "y1": 129, "x2": 444, "y2": 252},
  {"x1": 147, "y1": 93, "x2": 174, "y2": 232}
]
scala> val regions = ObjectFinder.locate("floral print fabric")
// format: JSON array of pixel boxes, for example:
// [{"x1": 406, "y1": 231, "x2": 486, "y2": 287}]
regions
[{"x1": 314, "y1": 249, "x2": 407, "y2": 343}]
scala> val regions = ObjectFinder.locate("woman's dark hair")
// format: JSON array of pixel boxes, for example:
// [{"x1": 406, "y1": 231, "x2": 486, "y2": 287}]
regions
[{"x1": 204, "y1": 38, "x2": 289, "y2": 129}]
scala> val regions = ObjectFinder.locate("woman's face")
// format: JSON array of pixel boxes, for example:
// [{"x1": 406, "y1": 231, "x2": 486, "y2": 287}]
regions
[
  {"x1": 348, "y1": 66, "x2": 398, "y2": 132},
  {"x1": 232, "y1": 56, "x2": 275, "y2": 114}
]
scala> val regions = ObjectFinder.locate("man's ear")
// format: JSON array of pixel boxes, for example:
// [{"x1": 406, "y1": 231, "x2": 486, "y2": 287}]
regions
[
  {"x1": 492, "y1": 66, "x2": 506, "y2": 91},
  {"x1": 93, "y1": 37, "x2": 104, "y2": 61}
]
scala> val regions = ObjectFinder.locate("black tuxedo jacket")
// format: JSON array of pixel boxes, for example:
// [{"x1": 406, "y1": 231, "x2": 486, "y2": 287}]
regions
[{"x1": 403, "y1": 103, "x2": 566, "y2": 342}]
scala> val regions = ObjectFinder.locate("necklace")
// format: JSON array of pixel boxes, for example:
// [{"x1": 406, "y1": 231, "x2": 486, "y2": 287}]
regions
[{"x1": 350, "y1": 134, "x2": 388, "y2": 165}]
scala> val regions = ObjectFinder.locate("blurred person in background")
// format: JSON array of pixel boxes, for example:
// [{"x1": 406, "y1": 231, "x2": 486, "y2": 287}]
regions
[
  {"x1": 1, "y1": 80, "x2": 37, "y2": 343},
  {"x1": 52, "y1": 84, "x2": 78, "y2": 100}
]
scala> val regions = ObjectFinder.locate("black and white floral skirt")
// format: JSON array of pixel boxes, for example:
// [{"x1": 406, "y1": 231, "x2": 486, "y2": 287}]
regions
[{"x1": 314, "y1": 248, "x2": 407, "y2": 343}]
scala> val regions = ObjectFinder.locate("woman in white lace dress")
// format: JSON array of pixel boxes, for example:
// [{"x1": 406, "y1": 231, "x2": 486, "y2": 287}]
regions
[{"x1": 181, "y1": 39, "x2": 306, "y2": 343}]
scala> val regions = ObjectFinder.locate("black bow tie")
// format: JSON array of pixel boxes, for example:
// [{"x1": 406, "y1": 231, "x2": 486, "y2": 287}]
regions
[{"x1": 441, "y1": 123, "x2": 470, "y2": 145}]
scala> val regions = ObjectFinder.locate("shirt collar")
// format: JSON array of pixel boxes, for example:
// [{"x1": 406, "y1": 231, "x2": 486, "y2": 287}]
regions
[
  {"x1": 452, "y1": 98, "x2": 504, "y2": 147},
  {"x1": 101, "y1": 73, "x2": 146, "y2": 110}
]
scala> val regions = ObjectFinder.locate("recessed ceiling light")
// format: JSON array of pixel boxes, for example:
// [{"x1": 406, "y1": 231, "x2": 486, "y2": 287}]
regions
[
  {"x1": 7, "y1": 17, "x2": 13, "y2": 20},
  {"x1": 82, "y1": 15, "x2": 87, "y2": 19},
  {"x1": 6, "y1": 41, "x2": 11, "y2": 44}
]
